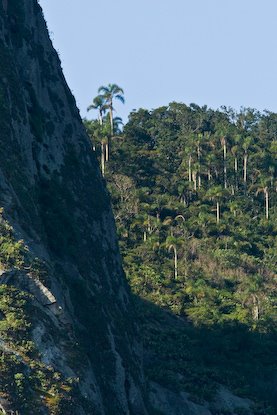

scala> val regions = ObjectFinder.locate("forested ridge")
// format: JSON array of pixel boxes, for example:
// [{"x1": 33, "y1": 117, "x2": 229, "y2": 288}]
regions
[
  {"x1": 1, "y1": 0, "x2": 275, "y2": 411},
  {"x1": 85, "y1": 102, "x2": 277, "y2": 414}
]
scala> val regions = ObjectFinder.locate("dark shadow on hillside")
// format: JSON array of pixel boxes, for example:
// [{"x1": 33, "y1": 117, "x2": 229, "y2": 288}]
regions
[{"x1": 132, "y1": 295, "x2": 277, "y2": 414}]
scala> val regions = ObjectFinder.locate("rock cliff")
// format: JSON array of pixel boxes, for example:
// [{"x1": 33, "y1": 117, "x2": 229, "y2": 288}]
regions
[
  {"x1": 0, "y1": 2, "x2": 267, "y2": 414},
  {"x1": 0, "y1": 1, "x2": 147, "y2": 413}
]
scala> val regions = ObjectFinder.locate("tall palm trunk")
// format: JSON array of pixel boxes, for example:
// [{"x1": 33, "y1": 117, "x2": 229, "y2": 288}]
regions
[
  {"x1": 174, "y1": 247, "x2": 178, "y2": 280},
  {"x1": 168, "y1": 245, "x2": 178, "y2": 280},
  {"x1": 215, "y1": 168, "x2": 219, "y2": 179},
  {"x1": 243, "y1": 152, "x2": 247, "y2": 192},
  {"x1": 99, "y1": 110, "x2": 103, "y2": 126},
  {"x1": 264, "y1": 187, "x2": 269, "y2": 220},
  {"x1": 143, "y1": 231, "x2": 147, "y2": 242},
  {"x1": 197, "y1": 144, "x2": 201, "y2": 188},
  {"x1": 109, "y1": 102, "x2": 114, "y2": 136},
  {"x1": 105, "y1": 143, "x2": 109, "y2": 162},
  {"x1": 252, "y1": 294, "x2": 260, "y2": 321},
  {"x1": 192, "y1": 172, "x2": 197, "y2": 191},
  {"x1": 107, "y1": 101, "x2": 113, "y2": 162},
  {"x1": 198, "y1": 174, "x2": 201, "y2": 189},
  {"x1": 222, "y1": 137, "x2": 227, "y2": 189},
  {"x1": 234, "y1": 157, "x2": 238, "y2": 190},
  {"x1": 147, "y1": 215, "x2": 151, "y2": 233},
  {"x1": 101, "y1": 141, "x2": 105, "y2": 176},
  {"x1": 207, "y1": 165, "x2": 212, "y2": 181},
  {"x1": 188, "y1": 155, "x2": 192, "y2": 182},
  {"x1": 216, "y1": 201, "x2": 220, "y2": 223},
  {"x1": 98, "y1": 110, "x2": 104, "y2": 163}
]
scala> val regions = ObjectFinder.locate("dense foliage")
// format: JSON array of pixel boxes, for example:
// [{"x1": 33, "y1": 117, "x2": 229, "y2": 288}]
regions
[
  {"x1": 85, "y1": 102, "x2": 277, "y2": 413},
  {"x1": 0, "y1": 213, "x2": 77, "y2": 414}
]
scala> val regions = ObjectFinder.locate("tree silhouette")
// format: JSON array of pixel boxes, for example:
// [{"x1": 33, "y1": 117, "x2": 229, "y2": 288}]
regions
[
  {"x1": 98, "y1": 83, "x2": 125, "y2": 136},
  {"x1": 87, "y1": 95, "x2": 108, "y2": 126}
]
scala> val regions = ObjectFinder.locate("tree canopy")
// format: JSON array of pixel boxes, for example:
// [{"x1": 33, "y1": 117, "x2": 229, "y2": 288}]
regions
[{"x1": 84, "y1": 101, "x2": 277, "y2": 412}]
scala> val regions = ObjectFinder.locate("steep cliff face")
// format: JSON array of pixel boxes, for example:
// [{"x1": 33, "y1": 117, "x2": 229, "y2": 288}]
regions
[{"x1": 0, "y1": 1, "x2": 147, "y2": 413}]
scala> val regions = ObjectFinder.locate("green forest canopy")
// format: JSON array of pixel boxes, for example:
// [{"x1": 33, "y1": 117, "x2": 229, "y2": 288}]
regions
[{"x1": 84, "y1": 102, "x2": 277, "y2": 413}]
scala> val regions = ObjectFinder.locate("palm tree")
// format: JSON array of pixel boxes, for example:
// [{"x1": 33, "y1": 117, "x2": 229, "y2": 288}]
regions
[
  {"x1": 188, "y1": 154, "x2": 192, "y2": 183},
  {"x1": 166, "y1": 237, "x2": 178, "y2": 280},
  {"x1": 206, "y1": 186, "x2": 225, "y2": 223},
  {"x1": 192, "y1": 170, "x2": 198, "y2": 191},
  {"x1": 101, "y1": 115, "x2": 123, "y2": 161},
  {"x1": 228, "y1": 199, "x2": 240, "y2": 217},
  {"x1": 237, "y1": 275, "x2": 265, "y2": 322},
  {"x1": 221, "y1": 135, "x2": 228, "y2": 189},
  {"x1": 174, "y1": 215, "x2": 187, "y2": 238},
  {"x1": 87, "y1": 95, "x2": 109, "y2": 170},
  {"x1": 165, "y1": 236, "x2": 183, "y2": 280},
  {"x1": 98, "y1": 84, "x2": 125, "y2": 136},
  {"x1": 87, "y1": 95, "x2": 108, "y2": 126},
  {"x1": 242, "y1": 136, "x2": 252, "y2": 192},
  {"x1": 230, "y1": 136, "x2": 240, "y2": 191},
  {"x1": 131, "y1": 213, "x2": 161, "y2": 242},
  {"x1": 205, "y1": 153, "x2": 214, "y2": 182},
  {"x1": 196, "y1": 133, "x2": 204, "y2": 188},
  {"x1": 184, "y1": 134, "x2": 195, "y2": 184},
  {"x1": 256, "y1": 176, "x2": 271, "y2": 220}
]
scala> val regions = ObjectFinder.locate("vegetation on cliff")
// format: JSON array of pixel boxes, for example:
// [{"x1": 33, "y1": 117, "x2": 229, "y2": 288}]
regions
[
  {"x1": 0, "y1": 0, "x2": 276, "y2": 411},
  {"x1": 85, "y1": 101, "x2": 277, "y2": 413},
  {"x1": 0, "y1": 212, "x2": 78, "y2": 414},
  {"x1": 1, "y1": 2, "x2": 145, "y2": 412}
]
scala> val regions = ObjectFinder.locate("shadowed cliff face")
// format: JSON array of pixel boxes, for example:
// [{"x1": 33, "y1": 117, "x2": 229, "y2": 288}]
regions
[{"x1": 0, "y1": 1, "x2": 147, "y2": 413}]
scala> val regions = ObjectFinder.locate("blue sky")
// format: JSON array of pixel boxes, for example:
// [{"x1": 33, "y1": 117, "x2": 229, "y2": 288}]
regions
[{"x1": 39, "y1": 0, "x2": 277, "y2": 122}]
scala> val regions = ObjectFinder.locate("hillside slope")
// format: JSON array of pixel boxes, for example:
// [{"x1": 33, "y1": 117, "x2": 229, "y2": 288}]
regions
[
  {"x1": 85, "y1": 103, "x2": 277, "y2": 414},
  {"x1": 0, "y1": 1, "x2": 147, "y2": 413}
]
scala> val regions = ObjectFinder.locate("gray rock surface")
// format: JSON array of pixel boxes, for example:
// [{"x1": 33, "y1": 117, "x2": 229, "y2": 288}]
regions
[
  {"x1": 150, "y1": 382, "x2": 212, "y2": 415},
  {"x1": 149, "y1": 382, "x2": 253, "y2": 415},
  {"x1": 0, "y1": 1, "x2": 147, "y2": 413},
  {"x1": 0, "y1": 2, "x2": 259, "y2": 414}
]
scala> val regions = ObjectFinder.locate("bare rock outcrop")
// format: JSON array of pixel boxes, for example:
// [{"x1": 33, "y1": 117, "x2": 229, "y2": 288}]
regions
[{"x1": 0, "y1": 1, "x2": 147, "y2": 413}]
